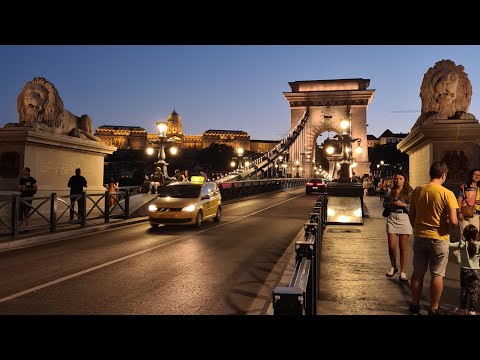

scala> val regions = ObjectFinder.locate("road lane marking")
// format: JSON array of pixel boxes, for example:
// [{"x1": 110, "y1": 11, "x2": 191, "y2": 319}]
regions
[{"x1": 0, "y1": 193, "x2": 304, "y2": 304}]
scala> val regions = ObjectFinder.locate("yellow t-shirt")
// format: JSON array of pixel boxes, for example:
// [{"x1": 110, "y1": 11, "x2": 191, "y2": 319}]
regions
[{"x1": 410, "y1": 183, "x2": 459, "y2": 241}]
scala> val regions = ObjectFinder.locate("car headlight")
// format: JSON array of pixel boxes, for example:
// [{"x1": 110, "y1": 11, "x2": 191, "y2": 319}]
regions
[
  {"x1": 148, "y1": 204, "x2": 158, "y2": 211},
  {"x1": 182, "y1": 204, "x2": 196, "y2": 212}
]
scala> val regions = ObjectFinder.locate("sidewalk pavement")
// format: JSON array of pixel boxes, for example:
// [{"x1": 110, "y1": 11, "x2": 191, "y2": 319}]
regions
[
  {"x1": 269, "y1": 194, "x2": 463, "y2": 315},
  {"x1": 0, "y1": 216, "x2": 149, "y2": 253}
]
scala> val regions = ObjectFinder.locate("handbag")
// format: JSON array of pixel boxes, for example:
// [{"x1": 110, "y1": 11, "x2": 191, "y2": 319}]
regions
[
  {"x1": 461, "y1": 204, "x2": 475, "y2": 218},
  {"x1": 382, "y1": 208, "x2": 389, "y2": 217},
  {"x1": 460, "y1": 184, "x2": 476, "y2": 218}
]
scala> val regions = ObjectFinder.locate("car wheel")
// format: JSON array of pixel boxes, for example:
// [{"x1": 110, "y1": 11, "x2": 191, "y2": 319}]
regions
[
  {"x1": 214, "y1": 206, "x2": 221, "y2": 222},
  {"x1": 306, "y1": 191, "x2": 311, "y2": 195},
  {"x1": 195, "y1": 211, "x2": 203, "y2": 228}
]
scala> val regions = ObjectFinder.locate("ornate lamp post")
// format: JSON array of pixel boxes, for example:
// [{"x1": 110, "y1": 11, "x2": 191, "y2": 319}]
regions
[
  {"x1": 236, "y1": 147, "x2": 244, "y2": 171},
  {"x1": 294, "y1": 160, "x2": 303, "y2": 178},
  {"x1": 146, "y1": 121, "x2": 177, "y2": 177},
  {"x1": 231, "y1": 147, "x2": 245, "y2": 172},
  {"x1": 336, "y1": 119, "x2": 363, "y2": 182}
]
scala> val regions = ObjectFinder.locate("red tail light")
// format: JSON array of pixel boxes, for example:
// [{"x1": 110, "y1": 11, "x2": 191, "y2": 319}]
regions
[{"x1": 306, "y1": 182, "x2": 313, "y2": 185}]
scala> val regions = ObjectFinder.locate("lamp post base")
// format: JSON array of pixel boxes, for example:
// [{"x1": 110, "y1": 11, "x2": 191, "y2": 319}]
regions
[{"x1": 157, "y1": 160, "x2": 169, "y2": 178}]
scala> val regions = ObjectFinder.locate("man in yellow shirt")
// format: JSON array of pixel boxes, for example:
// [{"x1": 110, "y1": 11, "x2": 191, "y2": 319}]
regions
[{"x1": 408, "y1": 161, "x2": 459, "y2": 315}]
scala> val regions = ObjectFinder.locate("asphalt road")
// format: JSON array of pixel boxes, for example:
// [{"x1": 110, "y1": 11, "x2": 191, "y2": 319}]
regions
[{"x1": 0, "y1": 188, "x2": 315, "y2": 314}]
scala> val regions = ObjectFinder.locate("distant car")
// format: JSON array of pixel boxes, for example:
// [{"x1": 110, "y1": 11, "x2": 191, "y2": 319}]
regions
[
  {"x1": 148, "y1": 176, "x2": 221, "y2": 228},
  {"x1": 306, "y1": 178, "x2": 326, "y2": 194}
]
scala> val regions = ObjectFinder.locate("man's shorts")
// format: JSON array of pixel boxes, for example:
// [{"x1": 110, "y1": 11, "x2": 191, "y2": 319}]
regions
[{"x1": 413, "y1": 236, "x2": 449, "y2": 277}]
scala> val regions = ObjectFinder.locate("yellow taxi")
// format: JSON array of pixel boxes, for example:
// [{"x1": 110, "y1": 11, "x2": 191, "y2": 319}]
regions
[{"x1": 148, "y1": 176, "x2": 221, "y2": 228}]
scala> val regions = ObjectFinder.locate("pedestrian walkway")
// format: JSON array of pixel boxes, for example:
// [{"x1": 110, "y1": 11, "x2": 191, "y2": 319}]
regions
[
  {"x1": 317, "y1": 195, "x2": 462, "y2": 315},
  {"x1": 267, "y1": 194, "x2": 464, "y2": 315}
]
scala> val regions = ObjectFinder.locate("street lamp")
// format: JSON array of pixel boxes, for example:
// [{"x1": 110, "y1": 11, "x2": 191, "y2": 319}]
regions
[
  {"x1": 232, "y1": 147, "x2": 245, "y2": 172},
  {"x1": 146, "y1": 120, "x2": 175, "y2": 177},
  {"x1": 294, "y1": 160, "x2": 302, "y2": 178},
  {"x1": 237, "y1": 147, "x2": 244, "y2": 170},
  {"x1": 337, "y1": 118, "x2": 363, "y2": 182}
]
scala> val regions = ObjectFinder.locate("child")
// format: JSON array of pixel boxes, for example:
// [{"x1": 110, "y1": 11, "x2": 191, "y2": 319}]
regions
[{"x1": 449, "y1": 224, "x2": 480, "y2": 315}]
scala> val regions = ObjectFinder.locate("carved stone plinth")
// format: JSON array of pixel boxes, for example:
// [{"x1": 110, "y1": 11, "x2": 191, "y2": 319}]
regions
[
  {"x1": 397, "y1": 119, "x2": 480, "y2": 190},
  {"x1": 0, "y1": 128, "x2": 116, "y2": 196}
]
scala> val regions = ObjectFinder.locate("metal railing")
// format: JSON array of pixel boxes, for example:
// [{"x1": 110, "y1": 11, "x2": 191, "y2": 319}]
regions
[
  {"x1": 272, "y1": 193, "x2": 327, "y2": 315},
  {"x1": 0, "y1": 186, "x2": 142, "y2": 238},
  {"x1": 219, "y1": 178, "x2": 306, "y2": 201}
]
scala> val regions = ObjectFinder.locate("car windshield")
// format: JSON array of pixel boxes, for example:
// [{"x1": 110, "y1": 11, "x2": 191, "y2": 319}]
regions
[
  {"x1": 159, "y1": 185, "x2": 201, "y2": 198},
  {"x1": 308, "y1": 178, "x2": 324, "y2": 183}
]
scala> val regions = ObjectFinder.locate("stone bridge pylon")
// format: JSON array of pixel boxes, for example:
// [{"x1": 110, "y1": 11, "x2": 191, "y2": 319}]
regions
[{"x1": 283, "y1": 79, "x2": 375, "y2": 179}]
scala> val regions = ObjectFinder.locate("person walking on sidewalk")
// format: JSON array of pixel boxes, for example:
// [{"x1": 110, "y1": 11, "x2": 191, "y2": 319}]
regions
[
  {"x1": 449, "y1": 224, "x2": 480, "y2": 315},
  {"x1": 18, "y1": 167, "x2": 38, "y2": 228},
  {"x1": 67, "y1": 168, "x2": 87, "y2": 222},
  {"x1": 383, "y1": 171, "x2": 413, "y2": 281},
  {"x1": 408, "y1": 160, "x2": 459, "y2": 315},
  {"x1": 107, "y1": 178, "x2": 119, "y2": 207}
]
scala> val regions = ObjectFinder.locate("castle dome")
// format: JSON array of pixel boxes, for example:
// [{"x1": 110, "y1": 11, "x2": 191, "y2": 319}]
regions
[
  {"x1": 168, "y1": 108, "x2": 181, "y2": 123},
  {"x1": 166, "y1": 108, "x2": 183, "y2": 137}
]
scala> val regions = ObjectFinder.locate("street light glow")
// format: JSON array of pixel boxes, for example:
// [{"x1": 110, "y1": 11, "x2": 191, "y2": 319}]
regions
[
  {"x1": 156, "y1": 121, "x2": 168, "y2": 137},
  {"x1": 169, "y1": 146, "x2": 178, "y2": 155},
  {"x1": 146, "y1": 147, "x2": 154, "y2": 155},
  {"x1": 340, "y1": 119, "x2": 350, "y2": 130}
]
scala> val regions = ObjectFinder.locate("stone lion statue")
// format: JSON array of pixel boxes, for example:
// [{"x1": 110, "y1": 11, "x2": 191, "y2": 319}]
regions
[
  {"x1": 15, "y1": 77, "x2": 101, "y2": 141},
  {"x1": 415, "y1": 59, "x2": 475, "y2": 126}
]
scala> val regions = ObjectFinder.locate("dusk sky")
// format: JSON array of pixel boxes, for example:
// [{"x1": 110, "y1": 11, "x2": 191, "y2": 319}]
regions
[{"x1": 1, "y1": 45, "x2": 480, "y2": 142}]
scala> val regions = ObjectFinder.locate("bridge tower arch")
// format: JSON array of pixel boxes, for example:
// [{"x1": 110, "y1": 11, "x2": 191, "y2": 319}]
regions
[{"x1": 283, "y1": 79, "x2": 375, "y2": 179}]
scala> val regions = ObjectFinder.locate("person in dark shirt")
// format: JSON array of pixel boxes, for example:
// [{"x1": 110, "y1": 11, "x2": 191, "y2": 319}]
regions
[
  {"x1": 67, "y1": 168, "x2": 87, "y2": 221},
  {"x1": 149, "y1": 167, "x2": 164, "y2": 194},
  {"x1": 18, "y1": 167, "x2": 38, "y2": 227}
]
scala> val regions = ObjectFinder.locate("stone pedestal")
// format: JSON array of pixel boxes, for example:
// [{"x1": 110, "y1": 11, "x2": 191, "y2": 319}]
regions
[
  {"x1": 0, "y1": 128, "x2": 116, "y2": 196},
  {"x1": 397, "y1": 119, "x2": 480, "y2": 190}
]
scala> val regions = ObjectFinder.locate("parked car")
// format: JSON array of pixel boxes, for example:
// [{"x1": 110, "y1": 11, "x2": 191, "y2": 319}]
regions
[
  {"x1": 305, "y1": 178, "x2": 326, "y2": 194},
  {"x1": 148, "y1": 176, "x2": 221, "y2": 228}
]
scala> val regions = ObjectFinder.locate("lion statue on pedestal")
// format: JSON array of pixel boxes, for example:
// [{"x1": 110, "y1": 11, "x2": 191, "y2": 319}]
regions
[
  {"x1": 15, "y1": 77, "x2": 101, "y2": 141},
  {"x1": 414, "y1": 59, "x2": 476, "y2": 126}
]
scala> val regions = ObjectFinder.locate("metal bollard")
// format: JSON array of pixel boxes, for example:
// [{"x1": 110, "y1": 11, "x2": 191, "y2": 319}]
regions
[
  {"x1": 296, "y1": 226, "x2": 317, "y2": 315},
  {"x1": 104, "y1": 191, "x2": 110, "y2": 223},
  {"x1": 272, "y1": 287, "x2": 305, "y2": 315},
  {"x1": 50, "y1": 193, "x2": 57, "y2": 233}
]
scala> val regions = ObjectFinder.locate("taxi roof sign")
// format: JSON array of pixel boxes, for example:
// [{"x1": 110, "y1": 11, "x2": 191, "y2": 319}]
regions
[{"x1": 190, "y1": 176, "x2": 205, "y2": 183}]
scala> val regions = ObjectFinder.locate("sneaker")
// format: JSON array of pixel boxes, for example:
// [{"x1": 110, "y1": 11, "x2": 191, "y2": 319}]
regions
[
  {"x1": 409, "y1": 304, "x2": 420, "y2": 315},
  {"x1": 467, "y1": 310, "x2": 476, "y2": 315},
  {"x1": 399, "y1": 272, "x2": 408, "y2": 281},
  {"x1": 428, "y1": 307, "x2": 444, "y2": 315},
  {"x1": 454, "y1": 307, "x2": 466, "y2": 315},
  {"x1": 386, "y1": 267, "x2": 398, "y2": 277}
]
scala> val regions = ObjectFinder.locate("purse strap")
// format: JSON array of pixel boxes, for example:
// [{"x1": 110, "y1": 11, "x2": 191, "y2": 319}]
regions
[{"x1": 462, "y1": 184, "x2": 475, "y2": 208}]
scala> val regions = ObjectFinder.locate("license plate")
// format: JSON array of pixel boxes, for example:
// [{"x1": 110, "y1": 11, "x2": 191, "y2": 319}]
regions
[{"x1": 313, "y1": 187, "x2": 318, "y2": 189}]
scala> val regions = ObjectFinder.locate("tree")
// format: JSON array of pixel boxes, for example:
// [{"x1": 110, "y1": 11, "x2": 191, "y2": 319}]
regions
[
  {"x1": 368, "y1": 143, "x2": 409, "y2": 177},
  {"x1": 197, "y1": 144, "x2": 234, "y2": 170}
]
